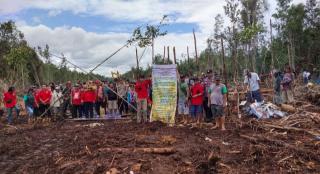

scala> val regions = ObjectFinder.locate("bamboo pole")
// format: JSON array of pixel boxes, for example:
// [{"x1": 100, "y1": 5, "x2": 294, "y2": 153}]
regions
[{"x1": 173, "y1": 46, "x2": 177, "y2": 64}]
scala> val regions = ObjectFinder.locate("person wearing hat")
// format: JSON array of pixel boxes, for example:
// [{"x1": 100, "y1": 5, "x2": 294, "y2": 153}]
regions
[
  {"x1": 208, "y1": 74, "x2": 227, "y2": 130},
  {"x1": 203, "y1": 69, "x2": 214, "y2": 122},
  {"x1": 3, "y1": 86, "x2": 20, "y2": 124}
]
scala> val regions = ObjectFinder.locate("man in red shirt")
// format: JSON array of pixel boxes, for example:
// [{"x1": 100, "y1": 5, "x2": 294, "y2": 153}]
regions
[
  {"x1": 3, "y1": 86, "x2": 20, "y2": 124},
  {"x1": 71, "y1": 84, "x2": 82, "y2": 118},
  {"x1": 83, "y1": 81, "x2": 96, "y2": 118},
  {"x1": 135, "y1": 75, "x2": 151, "y2": 123},
  {"x1": 190, "y1": 77, "x2": 204, "y2": 124},
  {"x1": 38, "y1": 85, "x2": 52, "y2": 118}
]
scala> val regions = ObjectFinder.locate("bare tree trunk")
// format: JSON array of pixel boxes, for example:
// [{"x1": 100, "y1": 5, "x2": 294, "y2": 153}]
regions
[
  {"x1": 288, "y1": 44, "x2": 291, "y2": 68},
  {"x1": 163, "y1": 46, "x2": 166, "y2": 63},
  {"x1": 270, "y1": 19, "x2": 275, "y2": 71},
  {"x1": 152, "y1": 37, "x2": 155, "y2": 64},
  {"x1": 135, "y1": 47, "x2": 139, "y2": 79},
  {"x1": 167, "y1": 46, "x2": 170, "y2": 63},
  {"x1": 31, "y1": 62, "x2": 41, "y2": 86},
  {"x1": 173, "y1": 46, "x2": 177, "y2": 64},
  {"x1": 221, "y1": 37, "x2": 229, "y2": 116},
  {"x1": 193, "y1": 29, "x2": 198, "y2": 70},
  {"x1": 187, "y1": 46, "x2": 190, "y2": 64}
]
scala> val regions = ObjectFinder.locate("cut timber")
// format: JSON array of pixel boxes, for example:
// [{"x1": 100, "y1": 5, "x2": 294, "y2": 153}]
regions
[
  {"x1": 263, "y1": 123, "x2": 320, "y2": 137},
  {"x1": 280, "y1": 104, "x2": 296, "y2": 113},
  {"x1": 98, "y1": 147, "x2": 176, "y2": 155}
]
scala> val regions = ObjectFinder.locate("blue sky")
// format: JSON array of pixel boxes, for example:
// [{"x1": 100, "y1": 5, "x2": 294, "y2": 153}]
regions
[{"x1": 0, "y1": 0, "x2": 305, "y2": 76}]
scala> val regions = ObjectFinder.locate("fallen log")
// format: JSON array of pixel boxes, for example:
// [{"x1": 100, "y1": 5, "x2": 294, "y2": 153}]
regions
[
  {"x1": 239, "y1": 134, "x2": 320, "y2": 161},
  {"x1": 98, "y1": 147, "x2": 176, "y2": 155},
  {"x1": 263, "y1": 123, "x2": 320, "y2": 137},
  {"x1": 280, "y1": 104, "x2": 296, "y2": 113}
]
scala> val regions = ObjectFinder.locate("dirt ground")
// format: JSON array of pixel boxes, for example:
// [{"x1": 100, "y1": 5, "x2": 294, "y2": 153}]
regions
[{"x1": 0, "y1": 112, "x2": 319, "y2": 174}]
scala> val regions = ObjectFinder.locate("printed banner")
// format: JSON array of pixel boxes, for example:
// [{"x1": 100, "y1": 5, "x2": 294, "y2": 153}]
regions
[{"x1": 151, "y1": 64, "x2": 177, "y2": 124}]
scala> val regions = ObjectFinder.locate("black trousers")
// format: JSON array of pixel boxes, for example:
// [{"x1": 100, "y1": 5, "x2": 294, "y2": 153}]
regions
[
  {"x1": 39, "y1": 104, "x2": 51, "y2": 117},
  {"x1": 84, "y1": 102, "x2": 94, "y2": 118},
  {"x1": 95, "y1": 101, "x2": 102, "y2": 116},
  {"x1": 203, "y1": 97, "x2": 212, "y2": 122},
  {"x1": 62, "y1": 99, "x2": 71, "y2": 117},
  {"x1": 72, "y1": 105, "x2": 82, "y2": 118},
  {"x1": 118, "y1": 97, "x2": 128, "y2": 115}
]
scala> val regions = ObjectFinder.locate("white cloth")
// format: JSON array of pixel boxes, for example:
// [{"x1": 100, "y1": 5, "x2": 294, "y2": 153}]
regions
[
  {"x1": 244, "y1": 72, "x2": 260, "y2": 91},
  {"x1": 51, "y1": 91, "x2": 62, "y2": 107}
]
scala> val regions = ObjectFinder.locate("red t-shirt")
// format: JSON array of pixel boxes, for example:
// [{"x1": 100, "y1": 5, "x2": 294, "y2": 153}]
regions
[
  {"x1": 3, "y1": 92, "x2": 17, "y2": 108},
  {"x1": 83, "y1": 89, "x2": 96, "y2": 103},
  {"x1": 38, "y1": 88, "x2": 52, "y2": 105},
  {"x1": 135, "y1": 79, "x2": 151, "y2": 99},
  {"x1": 190, "y1": 83, "x2": 204, "y2": 105},
  {"x1": 72, "y1": 89, "x2": 82, "y2": 105}
]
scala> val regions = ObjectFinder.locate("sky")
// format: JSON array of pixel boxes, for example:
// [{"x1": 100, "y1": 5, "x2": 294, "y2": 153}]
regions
[{"x1": 0, "y1": 0, "x2": 306, "y2": 76}]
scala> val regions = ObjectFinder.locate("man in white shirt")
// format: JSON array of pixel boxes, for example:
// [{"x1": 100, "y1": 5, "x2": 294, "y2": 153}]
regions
[
  {"x1": 244, "y1": 69, "x2": 263, "y2": 103},
  {"x1": 302, "y1": 70, "x2": 311, "y2": 85}
]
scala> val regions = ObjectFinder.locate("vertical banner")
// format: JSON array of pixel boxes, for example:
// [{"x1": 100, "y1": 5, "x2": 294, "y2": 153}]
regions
[{"x1": 151, "y1": 64, "x2": 177, "y2": 124}]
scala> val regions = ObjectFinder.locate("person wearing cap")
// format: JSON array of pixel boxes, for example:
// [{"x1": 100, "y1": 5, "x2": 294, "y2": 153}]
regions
[
  {"x1": 51, "y1": 86, "x2": 63, "y2": 116},
  {"x1": 244, "y1": 69, "x2": 263, "y2": 103},
  {"x1": 190, "y1": 77, "x2": 204, "y2": 124},
  {"x1": 71, "y1": 84, "x2": 82, "y2": 118},
  {"x1": 3, "y1": 86, "x2": 20, "y2": 124},
  {"x1": 38, "y1": 85, "x2": 52, "y2": 118},
  {"x1": 203, "y1": 69, "x2": 214, "y2": 122},
  {"x1": 208, "y1": 75, "x2": 227, "y2": 130},
  {"x1": 83, "y1": 82, "x2": 96, "y2": 118}
]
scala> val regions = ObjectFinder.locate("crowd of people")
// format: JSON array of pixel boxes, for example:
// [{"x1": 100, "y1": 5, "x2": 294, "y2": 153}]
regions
[
  {"x1": 1, "y1": 76, "x2": 152, "y2": 124},
  {"x1": 1, "y1": 65, "x2": 317, "y2": 129}
]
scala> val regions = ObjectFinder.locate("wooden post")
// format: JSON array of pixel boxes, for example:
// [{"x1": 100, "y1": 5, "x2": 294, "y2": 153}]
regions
[
  {"x1": 173, "y1": 46, "x2": 177, "y2": 64},
  {"x1": 193, "y1": 29, "x2": 198, "y2": 70},
  {"x1": 135, "y1": 47, "x2": 139, "y2": 79},
  {"x1": 187, "y1": 46, "x2": 190, "y2": 64},
  {"x1": 163, "y1": 46, "x2": 166, "y2": 63},
  {"x1": 167, "y1": 46, "x2": 170, "y2": 63}
]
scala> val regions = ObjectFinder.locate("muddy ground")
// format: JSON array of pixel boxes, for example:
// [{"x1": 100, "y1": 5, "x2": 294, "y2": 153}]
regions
[{"x1": 0, "y1": 114, "x2": 319, "y2": 174}]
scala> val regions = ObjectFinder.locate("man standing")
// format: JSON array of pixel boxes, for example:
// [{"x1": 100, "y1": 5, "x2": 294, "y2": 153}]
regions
[
  {"x1": 71, "y1": 84, "x2": 82, "y2": 118},
  {"x1": 62, "y1": 81, "x2": 72, "y2": 118},
  {"x1": 178, "y1": 75, "x2": 189, "y2": 123},
  {"x1": 3, "y1": 86, "x2": 20, "y2": 124},
  {"x1": 190, "y1": 77, "x2": 204, "y2": 124},
  {"x1": 203, "y1": 70, "x2": 214, "y2": 122},
  {"x1": 244, "y1": 70, "x2": 263, "y2": 103},
  {"x1": 38, "y1": 85, "x2": 52, "y2": 118},
  {"x1": 281, "y1": 66, "x2": 294, "y2": 104},
  {"x1": 208, "y1": 75, "x2": 227, "y2": 130},
  {"x1": 135, "y1": 75, "x2": 151, "y2": 123},
  {"x1": 116, "y1": 79, "x2": 128, "y2": 115}
]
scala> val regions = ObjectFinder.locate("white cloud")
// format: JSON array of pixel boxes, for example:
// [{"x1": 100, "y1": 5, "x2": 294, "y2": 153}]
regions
[{"x1": 18, "y1": 24, "x2": 206, "y2": 76}]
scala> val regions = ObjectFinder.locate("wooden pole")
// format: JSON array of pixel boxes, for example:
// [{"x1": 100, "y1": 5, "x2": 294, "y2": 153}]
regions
[
  {"x1": 152, "y1": 37, "x2": 155, "y2": 64},
  {"x1": 193, "y1": 29, "x2": 198, "y2": 70},
  {"x1": 163, "y1": 46, "x2": 166, "y2": 63},
  {"x1": 173, "y1": 46, "x2": 177, "y2": 64},
  {"x1": 135, "y1": 47, "x2": 139, "y2": 79},
  {"x1": 167, "y1": 46, "x2": 170, "y2": 63}
]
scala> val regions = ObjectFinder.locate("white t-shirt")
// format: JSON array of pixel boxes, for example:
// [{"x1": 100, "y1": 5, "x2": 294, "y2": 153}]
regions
[
  {"x1": 303, "y1": 71, "x2": 310, "y2": 78},
  {"x1": 244, "y1": 72, "x2": 260, "y2": 91}
]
